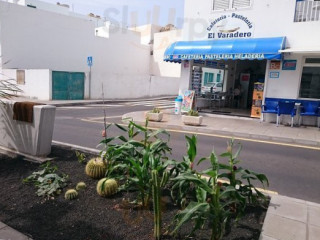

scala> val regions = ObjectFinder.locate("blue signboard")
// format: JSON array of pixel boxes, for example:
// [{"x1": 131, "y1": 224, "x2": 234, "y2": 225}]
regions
[
  {"x1": 282, "y1": 60, "x2": 297, "y2": 70},
  {"x1": 87, "y1": 56, "x2": 93, "y2": 67},
  {"x1": 270, "y1": 72, "x2": 280, "y2": 78}
]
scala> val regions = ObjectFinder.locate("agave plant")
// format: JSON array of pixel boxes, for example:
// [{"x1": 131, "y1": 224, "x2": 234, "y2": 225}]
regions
[{"x1": 0, "y1": 63, "x2": 22, "y2": 103}]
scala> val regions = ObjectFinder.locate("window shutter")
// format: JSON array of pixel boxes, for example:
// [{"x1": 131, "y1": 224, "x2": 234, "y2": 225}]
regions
[
  {"x1": 213, "y1": 0, "x2": 230, "y2": 10},
  {"x1": 233, "y1": 0, "x2": 251, "y2": 8},
  {"x1": 17, "y1": 70, "x2": 25, "y2": 85}
]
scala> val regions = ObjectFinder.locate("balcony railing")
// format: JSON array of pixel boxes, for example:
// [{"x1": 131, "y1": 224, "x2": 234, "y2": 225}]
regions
[{"x1": 295, "y1": 0, "x2": 320, "y2": 22}]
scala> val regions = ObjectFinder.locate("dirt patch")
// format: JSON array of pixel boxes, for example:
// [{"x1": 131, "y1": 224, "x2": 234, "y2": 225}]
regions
[{"x1": 0, "y1": 146, "x2": 267, "y2": 240}]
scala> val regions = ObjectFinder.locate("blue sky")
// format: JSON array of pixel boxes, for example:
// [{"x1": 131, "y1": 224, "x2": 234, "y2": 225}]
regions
[{"x1": 41, "y1": 0, "x2": 185, "y2": 27}]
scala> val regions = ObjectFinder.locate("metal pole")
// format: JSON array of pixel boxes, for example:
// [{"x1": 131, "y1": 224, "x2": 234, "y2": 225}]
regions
[{"x1": 89, "y1": 66, "x2": 91, "y2": 99}]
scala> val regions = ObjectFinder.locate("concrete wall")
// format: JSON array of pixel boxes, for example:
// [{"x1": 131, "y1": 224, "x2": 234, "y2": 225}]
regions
[
  {"x1": 152, "y1": 30, "x2": 183, "y2": 78},
  {"x1": 0, "y1": 1, "x2": 177, "y2": 100},
  {"x1": 183, "y1": 0, "x2": 320, "y2": 46},
  {"x1": 265, "y1": 54, "x2": 304, "y2": 99},
  {"x1": 3, "y1": 69, "x2": 52, "y2": 100},
  {"x1": 0, "y1": 100, "x2": 56, "y2": 156}
]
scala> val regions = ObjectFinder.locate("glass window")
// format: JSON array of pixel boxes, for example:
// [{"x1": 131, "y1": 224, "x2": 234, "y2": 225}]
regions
[
  {"x1": 305, "y1": 58, "x2": 320, "y2": 64},
  {"x1": 204, "y1": 72, "x2": 214, "y2": 86},
  {"x1": 217, "y1": 74, "x2": 221, "y2": 82},
  {"x1": 299, "y1": 67, "x2": 320, "y2": 99}
]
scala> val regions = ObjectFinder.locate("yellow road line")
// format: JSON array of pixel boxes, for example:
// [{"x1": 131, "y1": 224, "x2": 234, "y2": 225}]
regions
[{"x1": 80, "y1": 118, "x2": 320, "y2": 151}]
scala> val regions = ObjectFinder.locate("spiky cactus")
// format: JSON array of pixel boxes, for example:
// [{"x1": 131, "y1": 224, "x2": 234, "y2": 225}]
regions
[
  {"x1": 76, "y1": 182, "x2": 87, "y2": 191},
  {"x1": 65, "y1": 189, "x2": 78, "y2": 200},
  {"x1": 96, "y1": 178, "x2": 118, "y2": 197},
  {"x1": 85, "y1": 158, "x2": 106, "y2": 179}
]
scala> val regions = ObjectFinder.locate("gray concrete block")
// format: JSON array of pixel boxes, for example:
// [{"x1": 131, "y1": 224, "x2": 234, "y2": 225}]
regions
[
  {"x1": 262, "y1": 213, "x2": 306, "y2": 240},
  {"x1": 308, "y1": 205, "x2": 320, "y2": 227},
  {"x1": 0, "y1": 222, "x2": 6, "y2": 230},
  {"x1": 259, "y1": 234, "x2": 278, "y2": 240},
  {"x1": 309, "y1": 225, "x2": 320, "y2": 240},
  {"x1": 0, "y1": 226, "x2": 30, "y2": 240}
]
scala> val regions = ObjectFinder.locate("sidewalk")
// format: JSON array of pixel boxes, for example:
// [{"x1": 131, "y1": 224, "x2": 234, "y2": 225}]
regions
[
  {"x1": 260, "y1": 195, "x2": 320, "y2": 240},
  {"x1": 122, "y1": 110, "x2": 320, "y2": 148},
  {"x1": 0, "y1": 222, "x2": 32, "y2": 240}
]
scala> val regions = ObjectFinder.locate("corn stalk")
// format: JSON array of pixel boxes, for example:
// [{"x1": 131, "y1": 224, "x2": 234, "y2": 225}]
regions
[{"x1": 152, "y1": 170, "x2": 161, "y2": 240}]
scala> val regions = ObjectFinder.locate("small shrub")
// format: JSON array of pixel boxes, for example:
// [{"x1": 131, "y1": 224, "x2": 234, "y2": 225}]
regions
[
  {"x1": 23, "y1": 162, "x2": 68, "y2": 198},
  {"x1": 150, "y1": 107, "x2": 161, "y2": 113},
  {"x1": 75, "y1": 151, "x2": 87, "y2": 164},
  {"x1": 187, "y1": 110, "x2": 199, "y2": 117}
]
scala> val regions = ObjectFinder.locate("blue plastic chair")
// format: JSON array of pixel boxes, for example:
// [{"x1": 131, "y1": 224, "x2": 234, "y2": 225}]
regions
[
  {"x1": 299, "y1": 101, "x2": 320, "y2": 128},
  {"x1": 261, "y1": 100, "x2": 279, "y2": 122},
  {"x1": 277, "y1": 101, "x2": 297, "y2": 127}
]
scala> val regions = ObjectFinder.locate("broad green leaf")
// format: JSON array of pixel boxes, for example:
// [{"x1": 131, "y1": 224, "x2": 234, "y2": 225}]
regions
[{"x1": 172, "y1": 202, "x2": 209, "y2": 234}]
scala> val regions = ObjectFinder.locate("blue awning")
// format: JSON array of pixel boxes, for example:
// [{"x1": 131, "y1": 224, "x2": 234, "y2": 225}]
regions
[{"x1": 164, "y1": 37, "x2": 286, "y2": 63}]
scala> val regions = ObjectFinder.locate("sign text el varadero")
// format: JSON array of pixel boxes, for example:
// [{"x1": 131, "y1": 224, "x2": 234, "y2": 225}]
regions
[{"x1": 207, "y1": 13, "x2": 254, "y2": 39}]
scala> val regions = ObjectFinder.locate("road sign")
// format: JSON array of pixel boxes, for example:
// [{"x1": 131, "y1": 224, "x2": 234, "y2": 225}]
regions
[{"x1": 87, "y1": 56, "x2": 93, "y2": 67}]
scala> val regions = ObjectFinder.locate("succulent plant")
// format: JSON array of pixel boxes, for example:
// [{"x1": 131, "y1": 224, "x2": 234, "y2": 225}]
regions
[
  {"x1": 96, "y1": 178, "x2": 118, "y2": 197},
  {"x1": 76, "y1": 182, "x2": 87, "y2": 191},
  {"x1": 187, "y1": 110, "x2": 199, "y2": 117},
  {"x1": 65, "y1": 189, "x2": 78, "y2": 200},
  {"x1": 150, "y1": 108, "x2": 161, "y2": 114},
  {"x1": 85, "y1": 158, "x2": 106, "y2": 179}
]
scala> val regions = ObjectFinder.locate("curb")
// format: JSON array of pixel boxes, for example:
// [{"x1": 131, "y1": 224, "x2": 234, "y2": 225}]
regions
[
  {"x1": 52, "y1": 141, "x2": 101, "y2": 155},
  {"x1": 37, "y1": 96, "x2": 176, "y2": 107}
]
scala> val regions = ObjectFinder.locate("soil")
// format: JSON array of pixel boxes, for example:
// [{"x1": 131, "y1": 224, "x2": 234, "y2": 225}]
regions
[{"x1": 0, "y1": 146, "x2": 268, "y2": 240}]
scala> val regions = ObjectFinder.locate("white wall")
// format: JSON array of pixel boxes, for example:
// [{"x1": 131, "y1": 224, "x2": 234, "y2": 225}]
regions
[
  {"x1": 182, "y1": 0, "x2": 320, "y2": 47},
  {"x1": 130, "y1": 24, "x2": 162, "y2": 45},
  {"x1": 152, "y1": 29, "x2": 183, "y2": 77},
  {"x1": 265, "y1": 54, "x2": 304, "y2": 99},
  {"x1": 0, "y1": 100, "x2": 56, "y2": 156},
  {"x1": 3, "y1": 69, "x2": 51, "y2": 100},
  {"x1": 0, "y1": 1, "x2": 178, "y2": 99}
]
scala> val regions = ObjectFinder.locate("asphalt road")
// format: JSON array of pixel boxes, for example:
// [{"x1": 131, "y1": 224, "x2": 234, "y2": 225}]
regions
[{"x1": 53, "y1": 100, "x2": 320, "y2": 203}]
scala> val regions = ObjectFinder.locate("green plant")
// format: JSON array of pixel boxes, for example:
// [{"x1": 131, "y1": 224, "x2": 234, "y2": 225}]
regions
[
  {"x1": 97, "y1": 178, "x2": 118, "y2": 197},
  {"x1": 75, "y1": 151, "x2": 87, "y2": 164},
  {"x1": 170, "y1": 138, "x2": 269, "y2": 240},
  {"x1": 65, "y1": 189, "x2": 78, "y2": 200},
  {"x1": 85, "y1": 158, "x2": 106, "y2": 179},
  {"x1": 171, "y1": 152, "x2": 242, "y2": 240},
  {"x1": 0, "y1": 73, "x2": 22, "y2": 104},
  {"x1": 187, "y1": 110, "x2": 199, "y2": 117},
  {"x1": 76, "y1": 182, "x2": 87, "y2": 191},
  {"x1": 150, "y1": 108, "x2": 161, "y2": 113},
  {"x1": 219, "y1": 139, "x2": 269, "y2": 211},
  {"x1": 100, "y1": 119, "x2": 172, "y2": 207},
  {"x1": 152, "y1": 170, "x2": 161, "y2": 240},
  {"x1": 170, "y1": 135, "x2": 206, "y2": 208},
  {"x1": 23, "y1": 162, "x2": 68, "y2": 198}
]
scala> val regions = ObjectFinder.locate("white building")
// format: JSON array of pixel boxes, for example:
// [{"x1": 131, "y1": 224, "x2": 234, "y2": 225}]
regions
[
  {"x1": 163, "y1": 0, "x2": 320, "y2": 124},
  {"x1": 0, "y1": 0, "x2": 180, "y2": 100}
]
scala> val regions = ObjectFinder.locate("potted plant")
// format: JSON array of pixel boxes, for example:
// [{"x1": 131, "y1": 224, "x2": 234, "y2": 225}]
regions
[
  {"x1": 182, "y1": 110, "x2": 203, "y2": 126},
  {"x1": 145, "y1": 108, "x2": 163, "y2": 122}
]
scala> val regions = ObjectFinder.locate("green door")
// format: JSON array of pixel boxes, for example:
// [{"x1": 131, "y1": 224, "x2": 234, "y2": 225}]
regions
[{"x1": 52, "y1": 71, "x2": 85, "y2": 100}]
